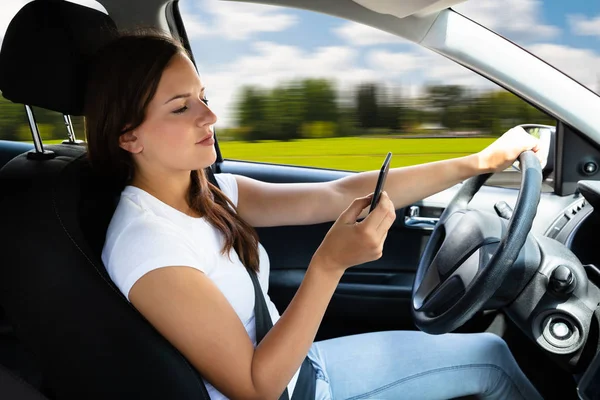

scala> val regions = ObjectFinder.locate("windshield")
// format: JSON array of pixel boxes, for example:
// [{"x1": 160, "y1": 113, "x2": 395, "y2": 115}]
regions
[{"x1": 454, "y1": 0, "x2": 600, "y2": 94}]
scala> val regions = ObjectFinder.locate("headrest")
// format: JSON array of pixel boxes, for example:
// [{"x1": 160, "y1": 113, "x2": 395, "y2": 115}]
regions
[{"x1": 0, "y1": 0, "x2": 117, "y2": 116}]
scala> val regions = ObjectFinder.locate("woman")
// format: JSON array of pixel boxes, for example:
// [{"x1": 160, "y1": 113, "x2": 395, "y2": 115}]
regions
[{"x1": 86, "y1": 31, "x2": 543, "y2": 400}]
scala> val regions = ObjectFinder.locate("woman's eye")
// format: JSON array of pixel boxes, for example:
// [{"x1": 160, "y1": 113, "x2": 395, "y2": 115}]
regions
[
  {"x1": 201, "y1": 97, "x2": 208, "y2": 105},
  {"x1": 173, "y1": 105, "x2": 188, "y2": 114}
]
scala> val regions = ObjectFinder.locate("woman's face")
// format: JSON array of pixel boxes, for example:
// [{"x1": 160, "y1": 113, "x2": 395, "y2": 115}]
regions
[{"x1": 120, "y1": 52, "x2": 218, "y2": 174}]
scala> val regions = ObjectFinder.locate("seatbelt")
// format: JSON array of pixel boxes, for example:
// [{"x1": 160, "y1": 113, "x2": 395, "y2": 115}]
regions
[
  {"x1": 247, "y1": 269, "x2": 316, "y2": 400},
  {"x1": 205, "y1": 168, "x2": 316, "y2": 400}
]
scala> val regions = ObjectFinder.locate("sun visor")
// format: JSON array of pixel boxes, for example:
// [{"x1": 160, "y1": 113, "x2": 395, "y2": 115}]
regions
[{"x1": 352, "y1": 0, "x2": 468, "y2": 18}]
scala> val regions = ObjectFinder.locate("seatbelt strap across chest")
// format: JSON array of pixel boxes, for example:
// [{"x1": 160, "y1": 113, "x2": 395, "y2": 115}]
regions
[{"x1": 205, "y1": 167, "x2": 316, "y2": 400}]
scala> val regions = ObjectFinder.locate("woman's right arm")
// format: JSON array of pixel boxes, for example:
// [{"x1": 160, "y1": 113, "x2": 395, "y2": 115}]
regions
[{"x1": 128, "y1": 193, "x2": 396, "y2": 400}]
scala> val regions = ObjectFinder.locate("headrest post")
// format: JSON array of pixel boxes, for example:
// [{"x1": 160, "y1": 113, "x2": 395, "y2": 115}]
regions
[
  {"x1": 63, "y1": 114, "x2": 76, "y2": 142},
  {"x1": 61, "y1": 114, "x2": 84, "y2": 145},
  {"x1": 24, "y1": 104, "x2": 54, "y2": 160},
  {"x1": 24, "y1": 104, "x2": 44, "y2": 153}
]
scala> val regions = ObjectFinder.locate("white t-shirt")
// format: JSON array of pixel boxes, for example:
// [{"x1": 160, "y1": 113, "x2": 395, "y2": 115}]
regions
[{"x1": 102, "y1": 173, "x2": 300, "y2": 399}]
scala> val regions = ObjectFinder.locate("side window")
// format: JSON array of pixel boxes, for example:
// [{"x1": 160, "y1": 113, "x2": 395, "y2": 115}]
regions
[
  {"x1": 0, "y1": 0, "x2": 105, "y2": 143},
  {"x1": 179, "y1": 1, "x2": 555, "y2": 176},
  {"x1": 0, "y1": 93, "x2": 85, "y2": 143},
  {"x1": 0, "y1": 93, "x2": 27, "y2": 142}
]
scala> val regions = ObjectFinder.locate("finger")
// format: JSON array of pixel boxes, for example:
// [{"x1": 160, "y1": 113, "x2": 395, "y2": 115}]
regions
[
  {"x1": 340, "y1": 194, "x2": 373, "y2": 223},
  {"x1": 362, "y1": 191, "x2": 391, "y2": 226},
  {"x1": 372, "y1": 232, "x2": 388, "y2": 259},
  {"x1": 535, "y1": 149, "x2": 547, "y2": 168},
  {"x1": 380, "y1": 232, "x2": 389, "y2": 248},
  {"x1": 529, "y1": 136, "x2": 541, "y2": 152},
  {"x1": 376, "y1": 199, "x2": 396, "y2": 235},
  {"x1": 526, "y1": 137, "x2": 540, "y2": 153}
]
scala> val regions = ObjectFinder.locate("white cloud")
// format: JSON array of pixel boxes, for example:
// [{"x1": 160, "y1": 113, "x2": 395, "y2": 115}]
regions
[
  {"x1": 453, "y1": 0, "x2": 560, "y2": 42},
  {"x1": 527, "y1": 43, "x2": 600, "y2": 91},
  {"x1": 181, "y1": 0, "x2": 298, "y2": 41},
  {"x1": 568, "y1": 14, "x2": 600, "y2": 38},
  {"x1": 335, "y1": 0, "x2": 559, "y2": 47},
  {"x1": 333, "y1": 21, "x2": 409, "y2": 46},
  {"x1": 181, "y1": 12, "x2": 210, "y2": 37},
  {"x1": 366, "y1": 50, "x2": 422, "y2": 74}
]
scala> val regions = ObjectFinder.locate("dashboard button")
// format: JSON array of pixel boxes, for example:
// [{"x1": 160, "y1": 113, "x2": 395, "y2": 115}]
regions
[
  {"x1": 549, "y1": 265, "x2": 576, "y2": 295},
  {"x1": 550, "y1": 321, "x2": 571, "y2": 340}
]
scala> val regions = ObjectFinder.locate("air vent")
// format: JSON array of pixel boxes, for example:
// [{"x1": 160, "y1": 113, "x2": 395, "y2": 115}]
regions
[{"x1": 547, "y1": 199, "x2": 586, "y2": 239}]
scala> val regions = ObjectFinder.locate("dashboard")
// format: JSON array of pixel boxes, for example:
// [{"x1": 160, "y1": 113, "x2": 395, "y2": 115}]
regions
[
  {"x1": 542, "y1": 181, "x2": 600, "y2": 400},
  {"x1": 547, "y1": 181, "x2": 600, "y2": 286}
]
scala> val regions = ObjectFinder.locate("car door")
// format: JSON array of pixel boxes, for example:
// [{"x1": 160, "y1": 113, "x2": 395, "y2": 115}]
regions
[{"x1": 174, "y1": 0, "x2": 564, "y2": 341}]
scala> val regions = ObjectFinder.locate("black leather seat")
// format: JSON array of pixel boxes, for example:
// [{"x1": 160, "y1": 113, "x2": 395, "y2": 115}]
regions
[
  {"x1": 0, "y1": 362, "x2": 49, "y2": 400},
  {"x1": 0, "y1": 1, "x2": 212, "y2": 398}
]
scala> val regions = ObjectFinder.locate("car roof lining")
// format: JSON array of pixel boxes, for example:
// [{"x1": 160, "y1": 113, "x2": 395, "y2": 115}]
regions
[{"x1": 352, "y1": 0, "x2": 467, "y2": 19}]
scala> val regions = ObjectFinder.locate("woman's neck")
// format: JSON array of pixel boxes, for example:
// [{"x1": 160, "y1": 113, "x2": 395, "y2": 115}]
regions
[{"x1": 130, "y1": 168, "x2": 197, "y2": 216}]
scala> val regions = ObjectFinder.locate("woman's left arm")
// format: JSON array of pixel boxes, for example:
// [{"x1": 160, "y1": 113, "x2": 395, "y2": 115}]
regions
[{"x1": 235, "y1": 127, "x2": 541, "y2": 228}]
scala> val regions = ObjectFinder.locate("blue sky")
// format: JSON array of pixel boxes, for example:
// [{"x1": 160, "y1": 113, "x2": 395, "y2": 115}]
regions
[
  {"x1": 185, "y1": 0, "x2": 600, "y2": 63},
  {"x1": 544, "y1": 0, "x2": 600, "y2": 49},
  {"x1": 2, "y1": 0, "x2": 599, "y2": 127},
  {"x1": 178, "y1": 0, "x2": 600, "y2": 127}
]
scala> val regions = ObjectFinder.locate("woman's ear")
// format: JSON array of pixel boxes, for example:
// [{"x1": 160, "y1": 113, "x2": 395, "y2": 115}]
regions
[{"x1": 119, "y1": 129, "x2": 143, "y2": 154}]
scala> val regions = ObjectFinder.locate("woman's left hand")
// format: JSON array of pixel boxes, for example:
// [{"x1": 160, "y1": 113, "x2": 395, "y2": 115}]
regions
[{"x1": 477, "y1": 126, "x2": 544, "y2": 173}]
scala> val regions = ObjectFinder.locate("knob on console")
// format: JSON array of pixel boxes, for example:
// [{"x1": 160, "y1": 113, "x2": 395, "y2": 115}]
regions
[
  {"x1": 549, "y1": 265, "x2": 576, "y2": 295},
  {"x1": 549, "y1": 319, "x2": 572, "y2": 340}
]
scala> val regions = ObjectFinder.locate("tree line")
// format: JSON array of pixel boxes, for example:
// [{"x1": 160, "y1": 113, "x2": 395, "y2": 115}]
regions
[
  {"x1": 0, "y1": 94, "x2": 85, "y2": 142},
  {"x1": 224, "y1": 79, "x2": 555, "y2": 141}
]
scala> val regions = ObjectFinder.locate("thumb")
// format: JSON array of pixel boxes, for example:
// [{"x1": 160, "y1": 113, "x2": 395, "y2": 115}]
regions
[{"x1": 339, "y1": 195, "x2": 372, "y2": 223}]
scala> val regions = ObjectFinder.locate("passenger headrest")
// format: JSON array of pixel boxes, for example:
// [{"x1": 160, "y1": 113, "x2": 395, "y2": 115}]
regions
[{"x1": 0, "y1": 0, "x2": 117, "y2": 115}]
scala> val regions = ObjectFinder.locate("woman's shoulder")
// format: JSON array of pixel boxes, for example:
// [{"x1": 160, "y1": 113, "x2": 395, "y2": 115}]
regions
[
  {"x1": 102, "y1": 190, "x2": 209, "y2": 299},
  {"x1": 104, "y1": 187, "x2": 193, "y2": 255},
  {"x1": 214, "y1": 173, "x2": 238, "y2": 206}
]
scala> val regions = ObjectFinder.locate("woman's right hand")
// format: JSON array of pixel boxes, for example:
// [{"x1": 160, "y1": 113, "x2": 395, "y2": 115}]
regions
[{"x1": 312, "y1": 192, "x2": 396, "y2": 274}]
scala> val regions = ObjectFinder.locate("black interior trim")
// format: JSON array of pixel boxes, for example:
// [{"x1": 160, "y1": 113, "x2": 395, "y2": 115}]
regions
[{"x1": 555, "y1": 122, "x2": 600, "y2": 196}]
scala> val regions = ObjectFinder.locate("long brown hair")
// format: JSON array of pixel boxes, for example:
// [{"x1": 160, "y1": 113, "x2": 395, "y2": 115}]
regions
[{"x1": 84, "y1": 30, "x2": 260, "y2": 272}]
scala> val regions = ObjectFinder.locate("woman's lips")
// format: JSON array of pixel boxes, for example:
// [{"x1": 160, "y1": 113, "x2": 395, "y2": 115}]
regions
[{"x1": 197, "y1": 134, "x2": 214, "y2": 146}]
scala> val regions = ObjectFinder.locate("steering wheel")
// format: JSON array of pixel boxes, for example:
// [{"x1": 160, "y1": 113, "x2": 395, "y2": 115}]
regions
[{"x1": 411, "y1": 151, "x2": 542, "y2": 334}]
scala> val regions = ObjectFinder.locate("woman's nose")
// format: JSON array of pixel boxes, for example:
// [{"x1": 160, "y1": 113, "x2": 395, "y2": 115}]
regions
[{"x1": 198, "y1": 100, "x2": 217, "y2": 126}]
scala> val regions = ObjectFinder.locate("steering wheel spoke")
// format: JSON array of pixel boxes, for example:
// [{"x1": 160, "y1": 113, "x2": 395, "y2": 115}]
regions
[
  {"x1": 413, "y1": 257, "x2": 441, "y2": 310},
  {"x1": 414, "y1": 243, "x2": 499, "y2": 315}
]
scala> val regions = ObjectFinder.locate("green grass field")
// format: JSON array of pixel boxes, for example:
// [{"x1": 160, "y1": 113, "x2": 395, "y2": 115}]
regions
[
  {"x1": 40, "y1": 136, "x2": 495, "y2": 171},
  {"x1": 219, "y1": 137, "x2": 495, "y2": 171}
]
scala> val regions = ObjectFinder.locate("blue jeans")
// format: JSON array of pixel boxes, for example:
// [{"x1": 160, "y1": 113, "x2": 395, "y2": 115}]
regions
[{"x1": 307, "y1": 331, "x2": 542, "y2": 400}]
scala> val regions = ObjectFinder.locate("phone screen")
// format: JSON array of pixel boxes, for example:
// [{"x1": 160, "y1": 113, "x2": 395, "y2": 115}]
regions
[{"x1": 369, "y1": 152, "x2": 392, "y2": 213}]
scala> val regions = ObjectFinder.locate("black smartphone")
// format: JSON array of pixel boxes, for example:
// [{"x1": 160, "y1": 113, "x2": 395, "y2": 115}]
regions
[{"x1": 369, "y1": 152, "x2": 392, "y2": 213}]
